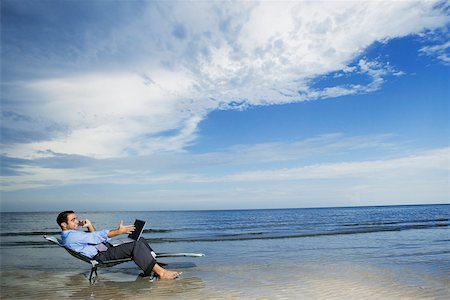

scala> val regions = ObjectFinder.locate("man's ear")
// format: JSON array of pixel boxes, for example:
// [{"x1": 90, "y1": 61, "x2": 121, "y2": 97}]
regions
[{"x1": 61, "y1": 222, "x2": 67, "y2": 229}]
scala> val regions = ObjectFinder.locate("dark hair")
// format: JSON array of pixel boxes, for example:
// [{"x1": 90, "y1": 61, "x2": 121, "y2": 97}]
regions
[{"x1": 57, "y1": 210, "x2": 75, "y2": 228}]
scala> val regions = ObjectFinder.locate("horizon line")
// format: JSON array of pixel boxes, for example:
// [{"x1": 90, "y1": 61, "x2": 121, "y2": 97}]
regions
[{"x1": 1, "y1": 202, "x2": 448, "y2": 213}]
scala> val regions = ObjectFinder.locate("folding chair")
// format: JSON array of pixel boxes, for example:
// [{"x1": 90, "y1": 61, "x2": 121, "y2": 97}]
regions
[{"x1": 44, "y1": 235, "x2": 204, "y2": 284}]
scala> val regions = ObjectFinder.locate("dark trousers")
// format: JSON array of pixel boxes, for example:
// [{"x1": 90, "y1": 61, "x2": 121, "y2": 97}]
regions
[{"x1": 94, "y1": 237, "x2": 157, "y2": 276}]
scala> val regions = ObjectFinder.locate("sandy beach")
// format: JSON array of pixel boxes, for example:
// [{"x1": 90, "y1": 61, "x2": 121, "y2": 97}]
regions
[
  {"x1": 1, "y1": 207, "x2": 449, "y2": 299},
  {"x1": 2, "y1": 260, "x2": 449, "y2": 299}
]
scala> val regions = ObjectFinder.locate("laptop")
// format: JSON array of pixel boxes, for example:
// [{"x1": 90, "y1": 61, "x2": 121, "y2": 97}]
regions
[{"x1": 110, "y1": 219, "x2": 146, "y2": 246}]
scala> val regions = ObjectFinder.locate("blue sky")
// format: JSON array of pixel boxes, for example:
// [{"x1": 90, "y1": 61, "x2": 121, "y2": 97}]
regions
[{"x1": 1, "y1": 0, "x2": 449, "y2": 212}]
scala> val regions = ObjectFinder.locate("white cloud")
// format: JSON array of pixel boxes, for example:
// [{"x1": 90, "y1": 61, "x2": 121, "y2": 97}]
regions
[
  {"x1": 1, "y1": 166, "x2": 106, "y2": 191},
  {"x1": 3, "y1": 145, "x2": 447, "y2": 209},
  {"x1": 4, "y1": 71, "x2": 205, "y2": 158},
  {"x1": 117, "y1": 146, "x2": 450, "y2": 208},
  {"x1": 2, "y1": 1, "x2": 449, "y2": 158},
  {"x1": 420, "y1": 40, "x2": 450, "y2": 64},
  {"x1": 225, "y1": 148, "x2": 449, "y2": 182},
  {"x1": 2, "y1": 132, "x2": 448, "y2": 189}
]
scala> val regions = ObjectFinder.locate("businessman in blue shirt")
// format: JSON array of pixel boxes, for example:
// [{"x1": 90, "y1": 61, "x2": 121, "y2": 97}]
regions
[{"x1": 57, "y1": 210, "x2": 181, "y2": 280}]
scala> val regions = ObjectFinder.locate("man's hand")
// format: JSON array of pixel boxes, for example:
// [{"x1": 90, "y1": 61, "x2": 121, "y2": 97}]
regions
[
  {"x1": 80, "y1": 219, "x2": 92, "y2": 228},
  {"x1": 117, "y1": 220, "x2": 135, "y2": 235},
  {"x1": 107, "y1": 220, "x2": 135, "y2": 238},
  {"x1": 80, "y1": 219, "x2": 95, "y2": 232}
]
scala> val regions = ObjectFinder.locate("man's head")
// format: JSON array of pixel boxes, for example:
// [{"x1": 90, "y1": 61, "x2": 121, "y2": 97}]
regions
[{"x1": 57, "y1": 210, "x2": 78, "y2": 230}]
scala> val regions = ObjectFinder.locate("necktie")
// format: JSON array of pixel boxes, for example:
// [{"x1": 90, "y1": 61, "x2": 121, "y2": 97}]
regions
[{"x1": 95, "y1": 242, "x2": 108, "y2": 252}]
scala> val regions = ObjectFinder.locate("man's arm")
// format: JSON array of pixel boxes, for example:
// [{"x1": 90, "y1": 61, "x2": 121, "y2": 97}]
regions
[
  {"x1": 63, "y1": 229, "x2": 109, "y2": 247},
  {"x1": 107, "y1": 221, "x2": 135, "y2": 238}
]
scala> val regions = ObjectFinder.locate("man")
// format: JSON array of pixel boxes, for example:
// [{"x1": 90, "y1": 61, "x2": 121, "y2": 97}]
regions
[{"x1": 57, "y1": 210, "x2": 181, "y2": 280}]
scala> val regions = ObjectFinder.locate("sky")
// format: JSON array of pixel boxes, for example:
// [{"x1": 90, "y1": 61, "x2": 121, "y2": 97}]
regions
[{"x1": 1, "y1": 0, "x2": 449, "y2": 212}]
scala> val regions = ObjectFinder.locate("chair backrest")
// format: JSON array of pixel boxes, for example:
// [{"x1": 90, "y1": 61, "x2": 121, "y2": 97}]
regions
[
  {"x1": 44, "y1": 235, "x2": 95, "y2": 264},
  {"x1": 44, "y1": 235, "x2": 132, "y2": 268},
  {"x1": 44, "y1": 235, "x2": 63, "y2": 246}
]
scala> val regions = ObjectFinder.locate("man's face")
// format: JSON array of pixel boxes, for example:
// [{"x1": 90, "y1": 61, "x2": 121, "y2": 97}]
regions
[{"x1": 62, "y1": 213, "x2": 79, "y2": 231}]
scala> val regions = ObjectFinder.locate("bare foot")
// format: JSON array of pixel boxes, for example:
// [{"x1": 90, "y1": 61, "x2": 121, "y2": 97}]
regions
[
  {"x1": 153, "y1": 263, "x2": 182, "y2": 280},
  {"x1": 159, "y1": 270, "x2": 182, "y2": 280}
]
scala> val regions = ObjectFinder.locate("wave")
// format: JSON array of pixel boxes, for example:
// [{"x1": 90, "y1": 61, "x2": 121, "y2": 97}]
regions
[
  {"x1": 0, "y1": 231, "x2": 61, "y2": 237},
  {"x1": 219, "y1": 232, "x2": 268, "y2": 237},
  {"x1": 0, "y1": 228, "x2": 173, "y2": 237},
  {"x1": 0, "y1": 241, "x2": 50, "y2": 247},
  {"x1": 3, "y1": 218, "x2": 445, "y2": 238},
  {"x1": 143, "y1": 229, "x2": 173, "y2": 233},
  {"x1": 143, "y1": 223, "x2": 449, "y2": 243},
  {"x1": 341, "y1": 218, "x2": 449, "y2": 227},
  {"x1": 1, "y1": 222, "x2": 447, "y2": 247}
]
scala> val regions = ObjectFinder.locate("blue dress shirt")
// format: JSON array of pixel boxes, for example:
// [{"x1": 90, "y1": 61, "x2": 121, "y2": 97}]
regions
[{"x1": 61, "y1": 229, "x2": 110, "y2": 258}]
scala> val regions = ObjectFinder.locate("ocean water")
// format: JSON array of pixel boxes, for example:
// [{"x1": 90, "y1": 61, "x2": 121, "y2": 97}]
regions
[{"x1": 1, "y1": 204, "x2": 449, "y2": 299}]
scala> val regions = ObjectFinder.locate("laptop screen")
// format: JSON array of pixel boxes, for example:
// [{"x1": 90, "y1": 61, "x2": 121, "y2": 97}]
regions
[{"x1": 128, "y1": 219, "x2": 146, "y2": 240}]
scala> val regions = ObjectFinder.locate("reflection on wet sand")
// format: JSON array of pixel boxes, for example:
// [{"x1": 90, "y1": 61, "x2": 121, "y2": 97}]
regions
[
  {"x1": 2, "y1": 261, "x2": 449, "y2": 299},
  {"x1": 81, "y1": 276, "x2": 206, "y2": 299},
  {"x1": 1, "y1": 269, "x2": 206, "y2": 300}
]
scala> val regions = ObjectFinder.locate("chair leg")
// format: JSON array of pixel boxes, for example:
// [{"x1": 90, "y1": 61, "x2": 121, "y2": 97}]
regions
[{"x1": 89, "y1": 266, "x2": 98, "y2": 284}]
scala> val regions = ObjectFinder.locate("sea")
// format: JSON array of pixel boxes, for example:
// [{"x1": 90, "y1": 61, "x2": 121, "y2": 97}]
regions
[{"x1": 1, "y1": 204, "x2": 449, "y2": 299}]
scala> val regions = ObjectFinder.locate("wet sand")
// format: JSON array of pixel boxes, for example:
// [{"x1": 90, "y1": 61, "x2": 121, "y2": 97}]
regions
[{"x1": 2, "y1": 261, "x2": 449, "y2": 299}]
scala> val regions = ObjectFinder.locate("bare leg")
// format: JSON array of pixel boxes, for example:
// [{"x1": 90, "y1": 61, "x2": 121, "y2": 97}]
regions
[{"x1": 152, "y1": 263, "x2": 182, "y2": 280}]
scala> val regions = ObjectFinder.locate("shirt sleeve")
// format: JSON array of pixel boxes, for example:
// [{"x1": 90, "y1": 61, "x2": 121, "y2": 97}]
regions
[{"x1": 64, "y1": 229, "x2": 110, "y2": 246}]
